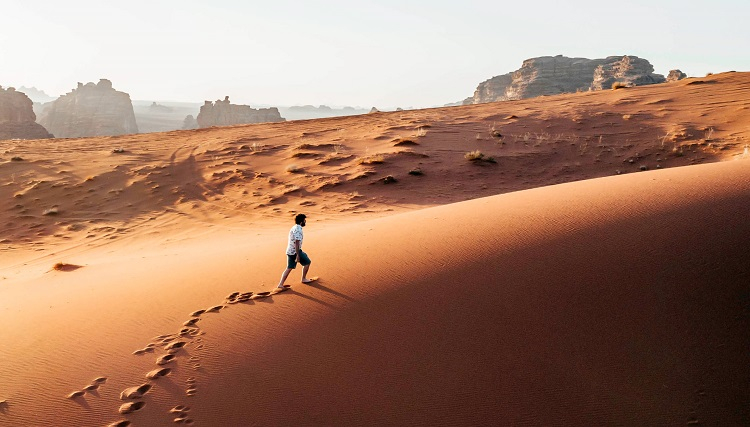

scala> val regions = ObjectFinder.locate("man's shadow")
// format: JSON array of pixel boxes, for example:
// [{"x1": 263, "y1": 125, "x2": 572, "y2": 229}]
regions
[{"x1": 286, "y1": 278, "x2": 355, "y2": 307}]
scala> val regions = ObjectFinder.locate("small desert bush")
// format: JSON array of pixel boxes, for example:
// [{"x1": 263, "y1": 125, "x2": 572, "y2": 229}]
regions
[
  {"x1": 465, "y1": 150, "x2": 496, "y2": 164},
  {"x1": 286, "y1": 164, "x2": 303, "y2": 173},
  {"x1": 611, "y1": 82, "x2": 628, "y2": 90},
  {"x1": 112, "y1": 147, "x2": 126, "y2": 153},
  {"x1": 408, "y1": 168, "x2": 423, "y2": 176},
  {"x1": 415, "y1": 127, "x2": 427, "y2": 137},
  {"x1": 11, "y1": 156, "x2": 23, "y2": 161},
  {"x1": 704, "y1": 127, "x2": 714, "y2": 141}
]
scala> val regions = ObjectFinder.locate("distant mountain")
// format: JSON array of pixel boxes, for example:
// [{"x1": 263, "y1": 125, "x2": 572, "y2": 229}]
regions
[{"x1": 17, "y1": 86, "x2": 56, "y2": 103}]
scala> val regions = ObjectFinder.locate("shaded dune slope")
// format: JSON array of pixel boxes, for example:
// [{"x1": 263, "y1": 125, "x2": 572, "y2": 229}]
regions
[
  {"x1": 178, "y1": 160, "x2": 749, "y2": 426},
  {"x1": 0, "y1": 160, "x2": 747, "y2": 426}
]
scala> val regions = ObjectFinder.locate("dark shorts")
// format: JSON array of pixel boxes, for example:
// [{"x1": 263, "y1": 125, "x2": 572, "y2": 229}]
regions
[{"x1": 287, "y1": 250, "x2": 311, "y2": 269}]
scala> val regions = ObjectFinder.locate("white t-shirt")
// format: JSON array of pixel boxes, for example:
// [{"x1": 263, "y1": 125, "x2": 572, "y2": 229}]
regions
[{"x1": 286, "y1": 224, "x2": 303, "y2": 255}]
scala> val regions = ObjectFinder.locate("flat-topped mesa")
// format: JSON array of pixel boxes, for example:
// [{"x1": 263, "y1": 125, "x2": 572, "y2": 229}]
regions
[
  {"x1": 196, "y1": 96, "x2": 285, "y2": 128},
  {"x1": 0, "y1": 86, "x2": 54, "y2": 140},
  {"x1": 38, "y1": 79, "x2": 138, "y2": 138},
  {"x1": 464, "y1": 55, "x2": 668, "y2": 104}
]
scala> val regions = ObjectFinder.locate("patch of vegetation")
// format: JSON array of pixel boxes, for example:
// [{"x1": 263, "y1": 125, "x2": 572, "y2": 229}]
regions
[
  {"x1": 611, "y1": 82, "x2": 628, "y2": 90},
  {"x1": 380, "y1": 175, "x2": 397, "y2": 184},
  {"x1": 286, "y1": 164, "x2": 303, "y2": 173},
  {"x1": 465, "y1": 150, "x2": 496, "y2": 163}
]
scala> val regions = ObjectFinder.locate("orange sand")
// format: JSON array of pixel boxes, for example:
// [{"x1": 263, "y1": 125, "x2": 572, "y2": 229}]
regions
[{"x1": 1, "y1": 72, "x2": 749, "y2": 426}]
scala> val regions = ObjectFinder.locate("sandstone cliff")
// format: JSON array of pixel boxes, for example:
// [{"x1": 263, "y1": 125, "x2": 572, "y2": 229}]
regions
[
  {"x1": 196, "y1": 97, "x2": 284, "y2": 128},
  {"x1": 38, "y1": 79, "x2": 138, "y2": 138},
  {"x1": 465, "y1": 55, "x2": 667, "y2": 104},
  {"x1": 0, "y1": 86, "x2": 54, "y2": 140}
]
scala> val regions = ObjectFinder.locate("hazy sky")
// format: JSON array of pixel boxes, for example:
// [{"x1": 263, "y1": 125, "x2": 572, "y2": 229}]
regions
[{"x1": 2, "y1": 0, "x2": 748, "y2": 108}]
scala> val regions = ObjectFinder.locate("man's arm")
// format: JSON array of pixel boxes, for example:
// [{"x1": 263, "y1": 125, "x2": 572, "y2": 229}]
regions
[{"x1": 295, "y1": 240, "x2": 301, "y2": 262}]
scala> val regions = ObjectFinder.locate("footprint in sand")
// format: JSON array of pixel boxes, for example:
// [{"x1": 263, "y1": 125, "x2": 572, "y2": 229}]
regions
[
  {"x1": 183, "y1": 318, "x2": 200, "y2": 327},
  {"x1": 170, "y1": 406, "x2": 194, "y2": 424},
  {"x1": 226, "y1": 292, "x2": 240, "y2": 300},
  {"x1": 120, "y1": 384, "x2": 152, "y2": 400},
  {"x1": 157, "y1": 354, "x2": 176, "y2": 365},
  {"x1": 165, "y1": 341, "x2": 187, "y2": 351},
  {"x1": 250, "y1": 291, "x2": 271, "y2": 300},
  {"x1": 179, "y1": 327, "x2": 199, "y2": 336},
  {"x1": 106, "y1": 420, "x2": 131, "y2": 427},
  {"x1": 67, "y1": 390, "x2": 85, "y2": 399},
  {"x1": 93, "y1": 377, "x2": 107, "y2": 384},
  {"x1": 146, "y1": 368, "x2": 172, "y2": 379},
  {"x1": 236, "y1": 292, "x2": 253, "y2": 302},
  {"x1": 119, "y1": 401, "x2": 145, "y2": 414},
  {"x1": 205, "y1": 305, "x2": 224, "y2": 312},
  {"x1": 189, "y1": 309, "x2": 205, "y2": 317},
  {"x1": 133, "y1": 347, "x2": 155, "y2": 355},
  {"x1": 83, "y1": 383, "x2": 100, "y2": 391},
  {"x1": 271, "y1": 286, "x2": 290, "y2": 295}
]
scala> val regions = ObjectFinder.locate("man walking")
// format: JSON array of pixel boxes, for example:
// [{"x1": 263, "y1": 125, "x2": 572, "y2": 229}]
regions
[{"x1": 277, "y1": 213, "x2": 314, "y2": 289}]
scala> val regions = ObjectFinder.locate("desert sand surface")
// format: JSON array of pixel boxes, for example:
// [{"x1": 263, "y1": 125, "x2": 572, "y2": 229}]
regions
[{"x1": 1, "y1": 72, "x2": 749, "y2": 426}]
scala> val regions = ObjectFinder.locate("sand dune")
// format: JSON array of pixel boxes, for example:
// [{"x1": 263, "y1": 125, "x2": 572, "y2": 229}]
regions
[{"x1": 1, "y1": 72, "x2": 749, "y2": 426}]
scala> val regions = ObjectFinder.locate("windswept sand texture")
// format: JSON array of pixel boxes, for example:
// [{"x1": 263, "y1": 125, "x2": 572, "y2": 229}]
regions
[{"x1": 0, "y1": 72, "x2": 749, "y2": 426}]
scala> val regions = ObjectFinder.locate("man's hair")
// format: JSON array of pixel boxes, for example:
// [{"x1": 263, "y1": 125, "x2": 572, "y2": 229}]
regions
[{"x1": 295, "y1": 213, "x2": 307, "y2": 224}]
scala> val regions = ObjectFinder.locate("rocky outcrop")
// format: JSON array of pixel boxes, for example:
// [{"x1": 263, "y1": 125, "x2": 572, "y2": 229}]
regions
[
  {"x1": 666, "y1": 69, "x2": 688, "y2": 82},
  {"x1": 589, "y1": 56, "x2": 665, "y2": 90},
  {"x1": 196, "y1": 96, "x2": 284, "y2": 128},
  {"x1": 465, "y1": 55, "x2": 667, "y2": 104},
  {"x1": 38, "y1": 79, "x2": 138, "y2": 138},
  {"x1": 182, "y1": 115, "x2": 198, "y2": 130},
  {"x1": 0, "y1": 86, "x2": 54, "y2": 140}
]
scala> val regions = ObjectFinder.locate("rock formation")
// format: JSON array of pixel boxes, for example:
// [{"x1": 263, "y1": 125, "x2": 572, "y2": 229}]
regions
[
  {"x1": 0, "y1": 86, "x2": 54, "y2": 140},
  {"x1": 666, "y1": 69, "x2": 688, "y2": 82},
  {"x1": 196, "y1": 96, "x2": 284, "y2": 128},
  {"x1": 17, "y1": 86, "x2": 56, "y2": 103},
  {"x1": 182, "y1": 115, "x2": 199, "y2": 130},
  {"x1": 589, "y1": 56, "x2": 665, "y2": 90},
  {"x1": 38, "y1": 79, "x2": 138, "y2": 138},
  {"x1": 464, "y1": 55, "x2": 667, "y2": 104}
]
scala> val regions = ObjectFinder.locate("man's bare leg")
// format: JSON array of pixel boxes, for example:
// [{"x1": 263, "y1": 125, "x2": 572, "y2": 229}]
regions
[
  {"x1": 301, "y1": 263, "x2": 313, "y2": 283},
  {"x1": 277, "y1": 268, "x2": 293, "y2": 288}
]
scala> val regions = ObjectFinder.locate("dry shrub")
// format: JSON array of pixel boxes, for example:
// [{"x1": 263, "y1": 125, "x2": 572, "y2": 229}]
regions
[
  {"x1": 465, "y1": 150, "x2": 496, "y2": 164},
  {"x1": 465, "y1": 150, "x2": 485, "y2": 161},
  {"x1": 611, "y1": 82, "x2": 628, "y2": 90}
]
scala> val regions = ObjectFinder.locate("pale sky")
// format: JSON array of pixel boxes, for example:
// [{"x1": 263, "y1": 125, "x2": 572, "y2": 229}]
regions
[{"x1": 2, "y1": 0, "x2": 748, "y2": 108}]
